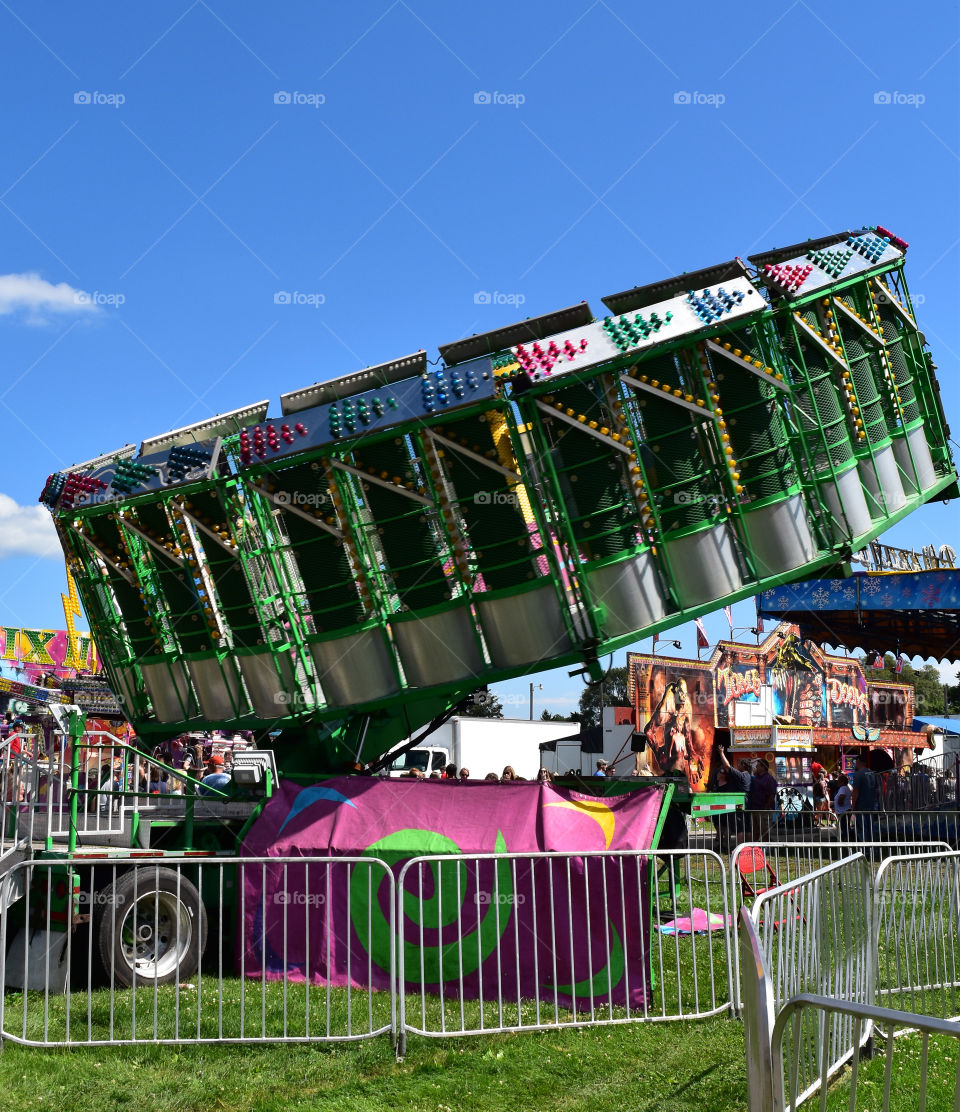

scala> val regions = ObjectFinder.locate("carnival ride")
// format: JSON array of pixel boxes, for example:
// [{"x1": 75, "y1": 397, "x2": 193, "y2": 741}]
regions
[{"x1": 39, "y1": 226, "x2": 956, "y2": 773}]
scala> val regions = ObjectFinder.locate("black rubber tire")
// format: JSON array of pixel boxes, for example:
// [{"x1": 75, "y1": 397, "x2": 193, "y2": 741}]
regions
[{"x1": 96, "y1": 867, "x2": 207, "y2": 987}]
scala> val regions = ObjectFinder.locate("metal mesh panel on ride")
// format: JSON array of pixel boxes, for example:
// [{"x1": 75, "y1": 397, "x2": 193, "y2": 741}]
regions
[
  {"x1": 707, "y1": 331, "x2": 797, "y2": 502},
  {"x1": 876, "y1": 307, "x2": 921, "y2": 425},
  {"x1": 538, "y1": 380, "x2": 638, "y2": 561},
  {"x1": 837, "y1": 328, "x2": 890, "y2": 448},
  {"x1": 434, "y1": 411, "x2": 545, "y2": 592},
  {"x1": 350, "y1": 438, "x2": 451, "y2": 612},
  {"x1": 785, "y1": 333, "x2": 854, "y2": 475},
  {"x1": 625, "y1": 353, "x2": 715, "y2": 533}
]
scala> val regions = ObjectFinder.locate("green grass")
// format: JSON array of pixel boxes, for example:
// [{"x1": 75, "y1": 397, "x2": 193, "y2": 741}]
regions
[{"x1": 0, "y1": 1015, "x2": 748, "y2": 1112}]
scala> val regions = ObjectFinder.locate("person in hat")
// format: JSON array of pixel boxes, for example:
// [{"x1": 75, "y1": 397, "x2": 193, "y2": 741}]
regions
[{"x1": 198, "y1": 752, "x2": 231, "y2": 797}]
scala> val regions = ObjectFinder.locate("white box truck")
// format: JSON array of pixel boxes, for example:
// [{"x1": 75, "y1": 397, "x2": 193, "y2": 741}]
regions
[{"x1": 386, "y1": 717, "x2": 580, "y2": 780}]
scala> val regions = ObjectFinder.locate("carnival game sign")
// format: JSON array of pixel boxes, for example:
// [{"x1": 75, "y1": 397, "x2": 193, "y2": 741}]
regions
[
  {"x1": 241, "y1": 778, "x2": 667, "y2": 1008},
  {"x1": 827, "y1": 673, "x2": 869, "y2": 727},
  {"x1": 715, "y1": 663, "x2": 762, "y2": 728}
]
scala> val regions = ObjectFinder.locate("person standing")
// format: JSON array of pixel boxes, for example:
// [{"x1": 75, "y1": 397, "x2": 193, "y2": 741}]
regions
[
  {"x1": 713, "y1": 745, "x2": 751, "y2": 852},
  {"x1": 851, "y1": 754, "x2": 877, "y2": 840},
  {"x1": 746, "y1": 758, "x2": 778, "y2": 841}
]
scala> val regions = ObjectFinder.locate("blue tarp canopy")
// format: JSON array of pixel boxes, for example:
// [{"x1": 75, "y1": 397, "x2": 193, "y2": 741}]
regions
[
  {"x1": 912, "y1": 716, "x2": 960, "y2": 735},
  {"x1": 757, "y1": 570, "x2": 960, "y2": 662}
]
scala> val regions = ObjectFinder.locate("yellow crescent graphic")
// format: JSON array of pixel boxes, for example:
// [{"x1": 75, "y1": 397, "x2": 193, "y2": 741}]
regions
[{"x1": 545, "y1": 799, "x2": 616, "y2": 849}]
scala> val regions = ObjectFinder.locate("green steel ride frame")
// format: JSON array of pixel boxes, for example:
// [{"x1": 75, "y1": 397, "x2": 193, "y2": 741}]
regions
[{"x1": 42, "y1": 228, "x2": 956, "y2": 775}]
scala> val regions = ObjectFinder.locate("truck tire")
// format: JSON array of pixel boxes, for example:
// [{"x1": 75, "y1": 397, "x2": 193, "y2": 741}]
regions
[{"x1": 96, "y1": 867, "x2": 207, "y2": 987}]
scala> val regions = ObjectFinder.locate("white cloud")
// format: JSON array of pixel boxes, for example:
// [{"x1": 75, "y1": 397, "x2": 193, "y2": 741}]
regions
[
  {"x1": 0, "y1": 494, "x2": 62, "y2": 559},
  {"x1": 0, "y1": 273, "x2": 98, "y2": 319}
]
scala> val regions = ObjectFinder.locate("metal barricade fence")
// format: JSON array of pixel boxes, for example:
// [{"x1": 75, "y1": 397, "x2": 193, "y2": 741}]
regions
[
  {"x1": 695, "y1": 808, "x2": 960, "y2": 851},
  {"x1": 730, "y1": 840, "x2": 949, "y2": 1010},
  {"x1": 771, "y1": 995, "x2": 960, "y2": 1112},
  {"x1": 874, "y1": 850, "x2": 960, "y2": 1026},
  {"x1": 747, "y1": 854, "x2": 874, "y2": 1109},
  {"x1": 395, "y1": 848, "x2": 733, "y2": 1049},
  {"x1": 0, "y1": 855, "x2": 395, "y2": 1047}
]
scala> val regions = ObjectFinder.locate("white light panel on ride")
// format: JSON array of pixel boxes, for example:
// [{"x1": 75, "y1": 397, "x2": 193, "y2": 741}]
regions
[{"x1": 506, "y1": 277, "x2": 762, "y2": 384}]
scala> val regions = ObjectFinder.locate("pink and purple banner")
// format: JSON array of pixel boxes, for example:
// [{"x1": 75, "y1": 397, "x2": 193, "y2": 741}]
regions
[{"x1": 240, "y1": 777, "x2": 668, "y2": 1009}]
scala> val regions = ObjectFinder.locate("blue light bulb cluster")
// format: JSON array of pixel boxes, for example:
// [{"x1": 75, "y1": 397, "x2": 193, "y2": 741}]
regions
[
  {"x1": 685, "y1": 287, "x2": 746, "y2": 325},
  {"x1": 167, "y1": 444, "x2": 211, "y2": 481},
  {"x1": 39, "y1": 472, "x2": 67, "y2": 508},
  {"x1": 848, "y1": 233, "x2": 890, "y2": 264}
]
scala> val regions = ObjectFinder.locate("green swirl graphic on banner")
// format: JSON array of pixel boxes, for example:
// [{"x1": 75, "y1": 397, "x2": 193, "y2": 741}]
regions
[
  {"x1": 350, "y1": 829, "x2": 512, "y2": 984},
  {"x1": 550, "y1": 923, "x2": 625, "y2": 998}
]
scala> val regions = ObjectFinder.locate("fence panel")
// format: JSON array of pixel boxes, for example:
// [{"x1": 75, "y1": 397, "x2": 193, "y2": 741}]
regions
[
  {"x1": 875, "y1": 850, "x2": 960, "y2": 1025},
  {"x1": 771, "y1": 994, "x2": 960, "y2": 1112},
  {"x1": 749, "y1": 853, "x2": 874, "y2": 1107},
  {"x1": 0, "y1": 855, "x2": 395, "y2": 1047},
  {"x1": 730, "y1": 840, "x2": 949, "y2": 1010},
  {"x1": 396, "y1": 848, "x2": 732, "y2": 1045}
]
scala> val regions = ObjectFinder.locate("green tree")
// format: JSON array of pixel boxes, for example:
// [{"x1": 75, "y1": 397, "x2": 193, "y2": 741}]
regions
[
  {"x1": 458, "y1": 687, "x2": 504, "y2": 719},
  {"x1": 540, "y1": 709, "x2": 576, "y2": 722},
  {"x1": 576, "y1": 666, "x2": 629, "y2": 729},
  {"x1": 861, "y1": 655, "x2": 945, "y2": 716}
]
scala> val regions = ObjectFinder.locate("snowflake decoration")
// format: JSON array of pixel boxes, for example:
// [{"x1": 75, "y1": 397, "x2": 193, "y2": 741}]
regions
[
  {"x1": 862, "y1": 578, "x2": 883, "y2": 596},
  {"x1": 811, "y1": 587, "x2": 831, "y2": 609},
  {"x1": 880, "y1": 592, "x2": 894, "y2": 607},
  {"x1": 843, "y1": 586, "x2": 856, "y2": 601},
  {"x1": 831, "y1": 579, "x2": 845, "y2": 592}
]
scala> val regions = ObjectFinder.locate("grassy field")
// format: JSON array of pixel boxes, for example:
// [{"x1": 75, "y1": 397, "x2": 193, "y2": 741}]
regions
[{"x1": 0, "y1": 1015, "x2": 748, "y2": 1112}]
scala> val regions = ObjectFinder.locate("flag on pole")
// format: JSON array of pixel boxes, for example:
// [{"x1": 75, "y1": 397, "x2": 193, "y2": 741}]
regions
[
  {"x1": 723, "y1": 606, "x2": 733, "y2": 633},
  {"x1": 895, "y1": 653, "x2": 904, "y2": 674},
  {"x1": 756, "y1": 615, "x2": 764, "y2": 634},
  {"x1": 695, "y1": 618, "x2": 709, "y2": 650}
]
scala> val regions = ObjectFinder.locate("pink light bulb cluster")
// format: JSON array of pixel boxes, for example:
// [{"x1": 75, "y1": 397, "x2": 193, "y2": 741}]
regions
[
  {"x1": 764, "y1": 262, "x2": 813, "y2": 292},
  {"x1": 514, "y1": 336, "x2": 588, "y2": 376},
  {"x1": 239, "y1": 421, "x2": 307, "y2": 464},
  {"x1": 61, "y1": 472, "x2": 108, "y2": 508}
]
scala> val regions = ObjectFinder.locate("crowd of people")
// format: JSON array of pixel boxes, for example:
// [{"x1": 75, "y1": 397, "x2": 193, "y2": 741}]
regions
[{"x1": 400, "y1": 763, "x2": 558, "y2": 782}]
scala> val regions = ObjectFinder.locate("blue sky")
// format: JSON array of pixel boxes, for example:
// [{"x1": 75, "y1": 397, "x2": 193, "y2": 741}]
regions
[{"x1": 1, "y1": 1, "x2": 958, "y2": 707}]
